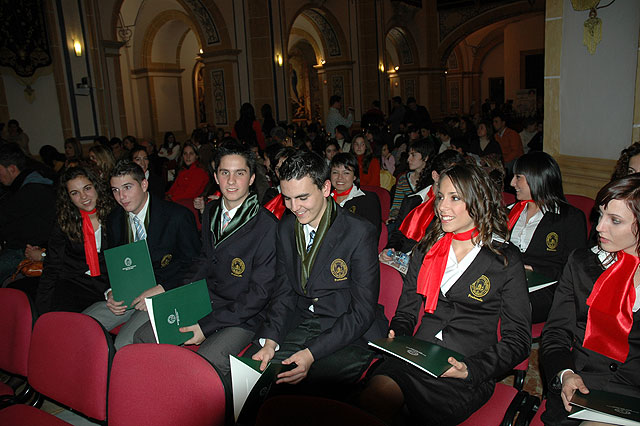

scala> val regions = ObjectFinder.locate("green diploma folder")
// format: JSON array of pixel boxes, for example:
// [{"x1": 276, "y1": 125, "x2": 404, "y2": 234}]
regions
[
  {"x1": 104, "y1": 239, "x2": 156, "y2": 308},
  {"x1": 569, "y1": 389, "x2": 640, "y2": 425},
  {"x1": 144, "y1": 279, "x2": 212, "y2": 345},
  {"x1": 230, "y1": 355, "x2": 295, "y2": 422},
  {"x1": 525, "y1": 269, "x2": 557, "y2": 293},
  {"x1": 368, "y1": 336, "x2": 464, "y2": 378}
]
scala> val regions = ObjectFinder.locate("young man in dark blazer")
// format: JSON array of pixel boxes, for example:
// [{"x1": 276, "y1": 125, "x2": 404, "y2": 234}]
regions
[
  {"x1": 252, "y1": 151, "x2": 387, "y2": 391},
  {"x1": 134, "y1": 142, "x2": 279, "y2": 384},
  {"x1": 83, "y1": 160, "x2": 200, "y2": 349}
]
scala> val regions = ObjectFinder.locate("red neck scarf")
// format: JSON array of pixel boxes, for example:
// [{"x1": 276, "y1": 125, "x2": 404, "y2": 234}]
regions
[
  {"x1": 330, "y1": 186, "x2": 353, "y2": 201},
  {"x1": 507, "y1": 200, "x2": 533, "y2": 230},
  {"x1": 399, "y1": 187, "x2": 435, "y2": 241},
  {"x1": 264, "y1": 193, "x2": 286, "y2": 220},
  {"x1": 80, "y1": 208, "x2": 100, "y2": 277},
  {"x1": 417, "y1": 227, "x2": 479, "y2": 313},
  {"x1": 584, "y1": 250, "x2": 639, "y2": 362}
]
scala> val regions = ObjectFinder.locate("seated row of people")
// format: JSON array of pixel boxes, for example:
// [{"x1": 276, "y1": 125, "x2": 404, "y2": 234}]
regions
[{"x1": 3, "y1": 137, "x2": 639, "y2": 424}]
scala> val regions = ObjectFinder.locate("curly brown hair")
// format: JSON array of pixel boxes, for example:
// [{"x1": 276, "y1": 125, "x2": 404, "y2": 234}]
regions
[
  {"x1": 57, "y1": 165, "x2": 115, "y2": 242},
  {"x1": 417, "y1": 163, "x2": 509, "y2": 263},
  {"x1": 611, "y1": 142, "x2": 640, "y2": 181}
]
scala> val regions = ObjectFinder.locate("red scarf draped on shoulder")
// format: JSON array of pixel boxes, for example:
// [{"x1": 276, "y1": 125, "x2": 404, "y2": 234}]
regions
[
  {"x1": 507, "y1": 200, "x2": 533, "y2": 230},
  {"x1": 584, "y1": 250, "x2": 639, "y2": 362},
  {"x1": 264, "y1": 193, "x2": 286, "y2": 220},
  {"x1": 416, "y1": 227, "x2": 478, "y2": 313},
  {"x1": 399, "y1": 187, "x2": 435, "y2": 241},
  {"x1": 80, "y1": 208, "x2": 100, "y2": 276},
  {"x1": 330, "y1": 186, "x2": 353, "y2": 201}
]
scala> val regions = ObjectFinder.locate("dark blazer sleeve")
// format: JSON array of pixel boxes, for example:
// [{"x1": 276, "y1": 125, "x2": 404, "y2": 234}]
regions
[
  {"x1": 463, "y1": 246, "x2": 531, "y2": 387},
  {"x1": 305, "y1": 219, "x2": 380, "y2": 360},
  {"x1": 35, "y1": 225, "x2": 67, "y2": 314}
]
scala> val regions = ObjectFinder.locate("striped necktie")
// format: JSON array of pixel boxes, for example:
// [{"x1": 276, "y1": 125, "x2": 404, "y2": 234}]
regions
[
  {"x1": 133, "y1": 216, "x2": 146, "y2": 241},
  {"x1": 306, "y1": 230, "x2": 316, "y2": 253},
  {"x1": 222, "y1": 212, "x2": 231, "y2": 231}
]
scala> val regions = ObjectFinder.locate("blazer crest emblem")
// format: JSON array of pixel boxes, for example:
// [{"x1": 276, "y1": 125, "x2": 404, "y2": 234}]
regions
[
  {"x1": 331, "y1": 258, "x2": 348, "y2": 281},
  {"x1": 469, "y1": 275, "x2": 490, "y2": 301},
  {"x1": 231, "y1": 257, "x2": 245, "y2": 277},
  {"x1": 546, "y1": 232, "x2": 559, "y2": 252},
  {"x1": 160, "y1": 254, "x2": 172, "y2": 268}
]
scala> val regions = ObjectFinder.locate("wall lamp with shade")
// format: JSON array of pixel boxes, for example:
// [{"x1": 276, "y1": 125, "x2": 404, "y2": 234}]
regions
[{"x1": 275, "y1": 54, "x2": 283, "y2": 66}]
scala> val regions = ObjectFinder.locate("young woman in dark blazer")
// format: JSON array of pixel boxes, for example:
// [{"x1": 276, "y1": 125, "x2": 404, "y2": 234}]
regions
[
  {"x1": 540, "y1": 174, "x2": 640, "y2": 425},
  {"x1": 360, "y1": 164, "x2": 531, "y2": 425},
  {"x1": 509, "y1": 152, "x2": 587, "y2": 322},
  {"x1": 34, "y1": 166, "x2": 115, "y2": 314}
]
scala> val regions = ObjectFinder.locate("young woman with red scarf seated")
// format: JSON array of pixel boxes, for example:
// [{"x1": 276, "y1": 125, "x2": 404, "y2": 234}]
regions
[
  {"x1": 33, "y1": 166, "x2": 115, "y2": 315},
  {"x1": 540, "y1": 173, "x2": 640, "y2": 426},
  {"x1": 359, "y1": 163, "x2": 531, "y2": 425},
  {"x1": 329, "y1": 152, "x2": 381, "y2": 236},
  {"x1": 508, "y1": 152, "x2": 587, "y2": 323}
]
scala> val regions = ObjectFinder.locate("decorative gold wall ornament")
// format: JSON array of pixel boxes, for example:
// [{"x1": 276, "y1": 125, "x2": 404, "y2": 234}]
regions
[
  {"x1": 571, "y1": 0, "x2": 600, "y2": 11},
  {"x1": 583, "y1": 8, "x2": 602, "y2": 55}
]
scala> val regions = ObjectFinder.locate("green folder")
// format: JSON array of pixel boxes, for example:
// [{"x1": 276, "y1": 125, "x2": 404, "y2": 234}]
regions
[
  {"x1": 569, "y1": 389, "x2": 640, "y2": 425},
  {"x1": 525, "y1": 269, "x2": 557, "y2": 293},
  {"x1": 104, "y1": 239, "x2": 156, "y2": 308},
  {"x1": 230, "y1": 355, "x2": 295, "y2": 422},
  {"x1": 144, "y1": 279, "x2": 212, "y2": 345},
  {"x1": 368, "y1": 336, "x2": 464, "y2": 378}
]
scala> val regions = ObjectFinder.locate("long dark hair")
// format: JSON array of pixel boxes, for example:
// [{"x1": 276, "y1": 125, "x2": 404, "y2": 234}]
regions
[
  {"x1": 595, "y1": 173, "x2": 640, "y2": 256},
  {"x1": 57, "y1": 166, "x2": 115, "y2": 242},
  {"x1": 513, "y1": 152, "x2": 567, "y2": 211},
  {"x1": 611, "y1": 142, "x2": 640, "y2": 181},
  {"x1": 417, "y1": 163, "x2": 508, "y2": 263},
  {"x1": 350, "y1": 134, "x2": 375, "y2": 174}
]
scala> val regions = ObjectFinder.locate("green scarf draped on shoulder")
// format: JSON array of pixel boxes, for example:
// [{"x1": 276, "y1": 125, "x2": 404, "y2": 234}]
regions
[
  {"x1": 295, "y1": 197, "x2": 337, "y2": 293},
  {"x1": 210, "y1": 193, "x2": 261, "y2": 247}
]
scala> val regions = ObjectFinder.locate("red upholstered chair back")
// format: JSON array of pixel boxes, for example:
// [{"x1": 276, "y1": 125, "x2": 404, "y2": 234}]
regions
[
  {"x1": 529, "y1": 398, "x2": 546, "y2": 425},
  {"x1": 108, "y1": 344, "x2": 225, "y2": 426},
  {"x1": 0, "y1": 288, "x2": 33, "y2": 378},
  {"x1": 362, "y1": 185, "x2": 391, "y2": 222},
  {"x1": 28, "y1": 312, "x2": 113, "y2": 421},
  {"x1": 256, "y1": 395, "x2": 387, "y2": 426},
  {"x1": 378, "y1": 223, "x2": 388, "y2": 252},
  {"x1": 378, "y1": 264, "x2": 403, "y2": 323},
  {"x1": 565, "y1": 194, "x2": 595, "y2": 233}
]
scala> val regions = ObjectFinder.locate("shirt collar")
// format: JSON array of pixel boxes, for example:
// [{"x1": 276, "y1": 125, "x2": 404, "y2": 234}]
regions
[{"x1": 221, "y1": 198, "x2": 242, "y2": 220}]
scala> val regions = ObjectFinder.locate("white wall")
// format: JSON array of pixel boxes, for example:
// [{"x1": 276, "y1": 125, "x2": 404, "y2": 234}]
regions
[
  {"x1": 2, "y1": 72, "x2": 65, "y2": 154},
  {"x1": 560, "y1": 0, "x2": 640, "y2": 159}
]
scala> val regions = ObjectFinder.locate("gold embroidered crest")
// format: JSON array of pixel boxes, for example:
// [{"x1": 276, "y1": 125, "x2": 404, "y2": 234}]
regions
[
  {"x1": 160, "y1": 254, "x2": 172, "y2": 268},
  {"x1": 231, "y1": 257, "x2": 245, "y2": 277},
  {"x1": 331, "y1": 259, "x2": 348, "y2": 281},
  {"x1": 469, "y1": 275, "x2": 490, "y2": 301},
  {"x1": 546, "y1": 232, "x2": 559, "y2": 252},
  {"x1": 349, "y1": 205, "x2": 357, "y2": 213}
]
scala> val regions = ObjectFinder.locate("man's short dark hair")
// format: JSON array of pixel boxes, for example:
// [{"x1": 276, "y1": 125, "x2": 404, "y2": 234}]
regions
[
  {"x1": 406, "y1": 97, "x2": 417, "y2": 104},
  {"x1": 0, "y1": 143, "x2": 27, "y2": 170},
  {"x1": 279, "y1": 151, "x2": 328, "y2": 190},
  {"x1": 392, "y1": 96, "x2": 402, "y2": 104},
  {"x1": 409, "y1": 138, "x2": 436, "y2": 162},
  {"x1": 111, "y1": 160, "x2": 145, "y2": 184},
  {"x1": 372, "y1": 100, "x2": 381, "y2": 108},
  {"x1": 214, "y1": 141, "x2": 256, "y2": 176},
  {"x1": 329, "y1": 95, "x2": 342, "y2": 106},
  {"x1": 492, "y1": 111, "x2": 506, "y2": 122}
]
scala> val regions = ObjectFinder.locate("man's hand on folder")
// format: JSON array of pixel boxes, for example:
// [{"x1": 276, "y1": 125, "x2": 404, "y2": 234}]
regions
[
  {"x1": 106, "y1": 291, "x2": 127, "y2": 315},
  {"x1": 180, "y1": 323, "x2": 205, "y2": 345},
  {"x1": 131, "y1": 285, "x2": 165, "y2": 311},
  {"x1": 277, "y1": 348, "x2": 314, "y2": 385},
  {"x1": 252, "y1": 340, "x2": 276, "y2": 372}
]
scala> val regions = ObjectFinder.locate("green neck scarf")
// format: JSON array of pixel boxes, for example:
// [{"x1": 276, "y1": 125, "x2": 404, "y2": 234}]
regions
[
  {"x1": 295, "y1": 197, "x2": 337, "y2": 293},
  {"x1": 211, "y1": 193, "x2": 260, "y2": 247}
]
